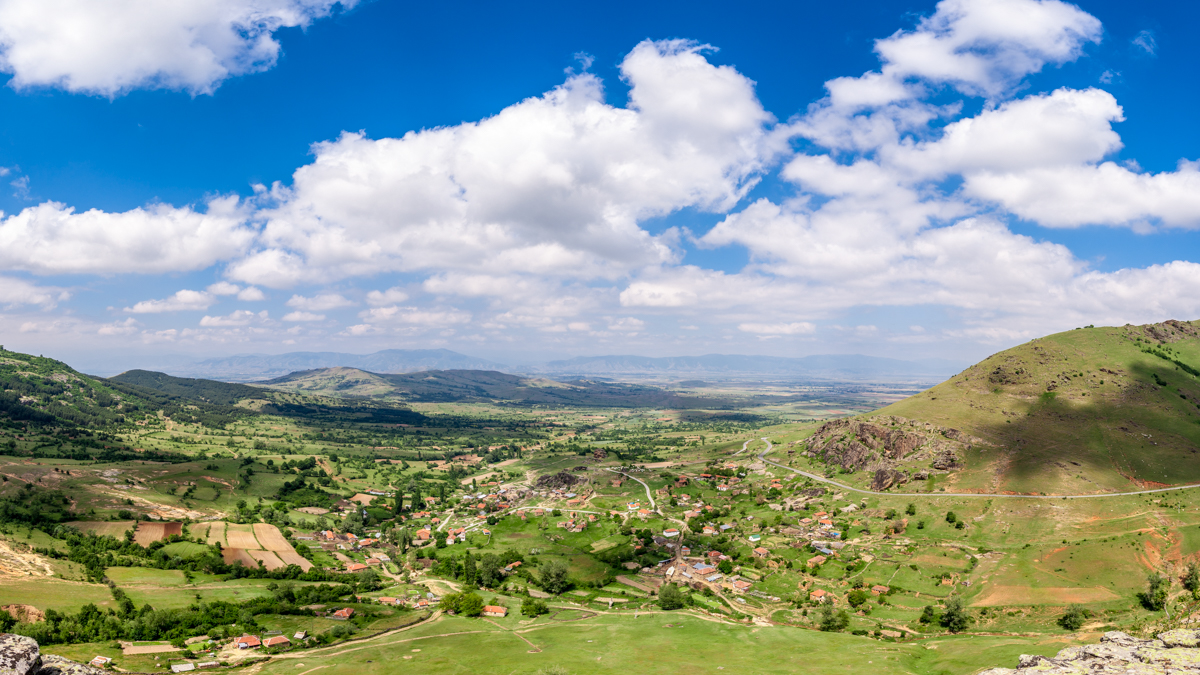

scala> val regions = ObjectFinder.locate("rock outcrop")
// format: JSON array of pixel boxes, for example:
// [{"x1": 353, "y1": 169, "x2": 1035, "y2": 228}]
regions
[
  {"x1": 982, "y1": 630, "x2": 1200, "y2": 674},
  {"x1": 804, "y1": 416, "x2": 983, "y2": 483},
  {"x1": 0, "y1": 635, "x2": 105, "y2": 675}
]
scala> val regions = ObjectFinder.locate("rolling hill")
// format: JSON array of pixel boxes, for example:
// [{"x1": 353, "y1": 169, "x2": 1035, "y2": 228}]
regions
[
  {"x1": 180, "y1": 348, "x2": 508, "y2": 381},
  {"x1": 808, "y1": 320, "x2": 1200, "y2": 495},
  {"x1": 534, "y1": 353, "x2": 961, "y2": 381},
  {"x1": 257, "y1": 367, "x2": 720, "y2": 408}
]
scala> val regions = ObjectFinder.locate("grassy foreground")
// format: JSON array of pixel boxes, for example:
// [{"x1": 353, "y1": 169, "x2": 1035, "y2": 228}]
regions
[{"x1": 244, "y1": 611, "x2": 1079, "y2": 675}]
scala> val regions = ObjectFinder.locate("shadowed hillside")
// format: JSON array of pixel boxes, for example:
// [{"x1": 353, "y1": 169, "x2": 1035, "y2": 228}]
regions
[
  {"x1": 864, "y1": 320, "x2": 1200, "y2": 494},
  {"x1": 259, "y1": 367, "x2": 724, "y2": 408}
]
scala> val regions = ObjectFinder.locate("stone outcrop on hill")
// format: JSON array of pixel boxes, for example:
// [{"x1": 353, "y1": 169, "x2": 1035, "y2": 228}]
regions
[
  {"x1": 1, "y1": 634, "x2": 106, "y2": 675},
  {"x1": 803, "y1": 416, "x2": 982, "y2": 486},
  {"x1": 982, "y1": 630, "x2": 1200, "y2": 674}
]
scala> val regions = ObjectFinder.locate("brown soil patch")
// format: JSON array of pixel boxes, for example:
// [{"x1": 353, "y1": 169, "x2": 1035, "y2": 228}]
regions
[
  {"x1": 66, "y1": 521, "x2": 136, "y2": 538},
  {"x1": 277, "y1": 551, "x2": 314, "y2": 571},
  {"x1": 3, "y1": 604, "x2": 44, "y2": 622},
  {"x1": 349, "y1": 494, "x2": 377, "y2": 505},
  {"x1": 971, "y1": 585, "x2": 1120, "y2": 606},
  {"x1": 225, "y1": 524, "x2": 261, "y2": 549},
  {"x1": 123, "y1": 645, "x2": 181, "y2": 656},
  {"x1": 248, "y1": 550, "x2": 286, "y2": 570},
  {"x1": 252, "y1": 524, "x2": 292, "y2": 552},
  {"x1": 222, "y1": 548, "x2": 258, "y2": 569},
  {"x1": 0, "y1": 540, "x2": 54, "y2": 578},
  {"x1": 133, "y1": 521, "x2": 182, "y2": 546}
]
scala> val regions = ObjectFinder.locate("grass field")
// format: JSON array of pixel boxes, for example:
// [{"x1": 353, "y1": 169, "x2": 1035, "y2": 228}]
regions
[{"x1": 247, "y1": 611, "x2": 1083, "y2": 675}]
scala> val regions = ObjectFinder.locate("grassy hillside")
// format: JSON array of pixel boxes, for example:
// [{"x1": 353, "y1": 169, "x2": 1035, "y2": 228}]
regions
[
  {"x1": 873, "y1": 319, "x2": 1200, "y2": 494},
  {"x1": 109, "y1": 369, "x2": 265, "y2": 405},
  {"x1": 262, "y1": 367, "x2": 722, "y2": 408},
  {"x1": 0, "y1": 346, "x2": 144, "y2": 428}
]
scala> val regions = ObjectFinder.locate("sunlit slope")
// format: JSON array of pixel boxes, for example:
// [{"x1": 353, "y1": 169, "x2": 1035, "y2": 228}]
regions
[{"x1": 874, "y1": 320, "x2": 1200, "y2": 494}]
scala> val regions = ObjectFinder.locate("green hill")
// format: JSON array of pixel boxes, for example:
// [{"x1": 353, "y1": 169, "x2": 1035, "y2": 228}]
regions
[
  {"x1": 823, "y1": 320, "x2": 1200, "y2": 495},
  {"x1": 261, "y1": 367, "x2": 720, "y2": 408},
  {"x1": 108, "y1": 369, "x2": 264, "y2": 405},
  {"x1": 0, "y1": 346, "x2": 138, "y2": 428}
]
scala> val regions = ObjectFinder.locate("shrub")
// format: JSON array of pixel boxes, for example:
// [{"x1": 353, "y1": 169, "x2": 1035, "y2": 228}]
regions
[{"x1": 1058, "y1": 604, "x2": 1089, "y2": 631}]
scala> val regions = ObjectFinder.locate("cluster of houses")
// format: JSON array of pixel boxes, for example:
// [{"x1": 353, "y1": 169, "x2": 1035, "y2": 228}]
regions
[{"x1": 556, "y1": 511, "x2": 597, "y2": 532}]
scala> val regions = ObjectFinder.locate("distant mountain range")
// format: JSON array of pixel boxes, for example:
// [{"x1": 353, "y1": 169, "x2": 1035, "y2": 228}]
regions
[
  {"x1": 166, "y1": 348, "x2": 961, "y2": 383},
  {"x1": 531, "y1": 354, "x2": 962, "y2": 381},
  {"x1": 179, "y1": 349, "x2": 506, "y2": 381}
]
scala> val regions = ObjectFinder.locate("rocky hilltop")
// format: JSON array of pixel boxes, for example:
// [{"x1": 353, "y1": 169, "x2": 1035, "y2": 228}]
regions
[
  {"x1": 983, "y1": 629, "x2": 1200, "y2": 674},
  {"x1": 801, "y1": 416, "x2": 983, "y2": 490},
  {"x1": 865, "y1": 320, "x2": 1200, "y2": 494},
  {"x1": 0, "y1": 634, "x2": 106, "y2": 675}
]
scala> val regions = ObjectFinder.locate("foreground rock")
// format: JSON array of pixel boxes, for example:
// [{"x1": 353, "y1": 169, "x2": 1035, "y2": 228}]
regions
[
  {"x1": 982, "y1": 630, "x2": 1200, "y2": 674},
  {"x1": 0, "y1": 634, "x2": 105, "y2": 675}
]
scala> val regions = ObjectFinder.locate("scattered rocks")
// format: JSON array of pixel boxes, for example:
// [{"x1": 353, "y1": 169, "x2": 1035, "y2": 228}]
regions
[
  {"x1": 535, "y1": 471, "x2": 583, "y2": 489},
  {"x1": 0, "y1": 635, "x2": 107, "y2": 675},
  {"x1": 981, "y1": 630, "x2": 1200, "y2": 675},
  {"x1": 805, "y1": 416, "x2": 979, "y2": 478},
  {"x1": 0, "y1": 634, "x2": 40, "y2": 675}
]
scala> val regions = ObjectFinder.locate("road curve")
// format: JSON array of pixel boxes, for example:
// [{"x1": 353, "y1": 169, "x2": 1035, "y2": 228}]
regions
[
  {"x1": 755, "y1": 437, "x2": 1200, "y2": 500},
  {"x1": 607, "y1": 467, "x2": 657, "y2": 511}
]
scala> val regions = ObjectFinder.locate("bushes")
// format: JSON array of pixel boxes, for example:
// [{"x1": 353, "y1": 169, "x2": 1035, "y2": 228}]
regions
[
  {"x1": 658, "y1": 583, "x2": 685, "y2": 611},
  {"x1": 1058, "y1": 605, "x2": 1089, "y2": 631},
  {"x1": 818, "y1": 605, "x2": 849, "y2": 632},
  {"x1": 1140, "y1": 573, "x2": 1169, "y2": 611},
  {"x1": 521, "y1": 597, "x2": 549, "y2": 617}
]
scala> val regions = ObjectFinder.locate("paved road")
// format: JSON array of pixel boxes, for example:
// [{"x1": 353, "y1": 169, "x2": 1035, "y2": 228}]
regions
[
  {"x1": 608, "y1": 467, "x2": 656, "y2": 511},
  {"x1": 756, "y1": 437, "x2": 1200, "y2": 500}
]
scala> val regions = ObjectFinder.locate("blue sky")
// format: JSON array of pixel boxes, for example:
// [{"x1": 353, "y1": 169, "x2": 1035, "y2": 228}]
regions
[{"x1": 0, "y1": 0, "x2": 1198, "y2": 373}]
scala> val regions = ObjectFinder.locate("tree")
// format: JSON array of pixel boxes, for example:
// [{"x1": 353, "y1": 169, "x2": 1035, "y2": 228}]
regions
[
  {"x1": 905, "y1": 503, "x2": 917, "y2": 516},
  {"x1": 659, "y1": 583, "x2": 685, "y2": 610},
  {"x1": 439, "y1": 592, "x2": 462, "y2": 614},
  {"x1": 846, "y1": 590, "x2": 869, "y2": 608},
  {"x1": 1140, "y1": 573, "x2": 1169, "y2": 611},
  {"x1": 919, "y1": 605, "x2": 939, "y2": 624},
  {"x1": 478, "y1": 553, "x2": 503, "y2": 588},
  {"x1": 463, "y1": 550, "x2": 477, "y2": 587},
  {"x1": 945, "y1": 512, "x2": 957, "y2": 524},
  {"x1": 1058, "y1": 604, "x2": 1088, "y2": 631},
  {"x1": 458, "y1": 591, "x2": 485, "y2": 617},
  {"x1": 540, "y1": 559, "x2": 571, "y2": 595},
  {"x1": 818, "y1": 605, "x2": 849, "y2": 632},
  {"x1": 521, "y1": 597, "x2": 549, "y2": 617},
  {"x1": 717, "y1": 560, "x2": 733, "y2": 575},
  {"x1": 941, "y1": 595, "x2": 969, "y2": 633},
  {"x1": 1184, "y1": 562, "x2": 1200, "y2": 597}
]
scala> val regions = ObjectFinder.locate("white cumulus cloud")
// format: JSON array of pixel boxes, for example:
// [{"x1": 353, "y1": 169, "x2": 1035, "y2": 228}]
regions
[
  {"x1": 0, "y1": 0, "x2": 356, "y2": 96},
  {"x1": 227, "y1": 39, "x2": 778, "y2": 287},
  {"x1": 0, "y1": 196, "x2": 253, "y2": 275},
  {"x1": 125, "y1": 289, "x2": 215, "y2": 314}
]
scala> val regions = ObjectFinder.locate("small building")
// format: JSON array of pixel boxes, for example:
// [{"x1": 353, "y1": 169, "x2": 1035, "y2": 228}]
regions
[
  {"x1": 171, "y1": 664, "x2": 196, "y2": 673},
  {"x1": 806, "y1": 555, "x2": 827, "y2": 568},
  {"x1": 89, "y1": 656, "x2": 112, "y2": 667},
  {"x1": 482, "y1": 605, "x2": 507, "y2": 617},
  {"x1": 264, "y1": 636, "x2": 290, "y2": 648},
  {"x1": 809, "y1": 589, "x2": 833, "y2": 603},
  {"x1": 331, "y1": 607, "x2": 355, "y2": 620},
  {"x1": 197, "y1": 662, "x2": 219, "y2": 669},
  {"x1": 377, "y1": 597, "x2": 398, "y2": 605},
  {"x1": 663, "y1": 528, "x2": 680, "y2": 538},
  {"x1": 293, "y1": 631, "x2": 307, "y2": 640},
  {"x1": 346, "y1": 563, "x2": 368, "y2": 572},
  {"x1": 236, "y1": 635, "x2": 261, "y2": 649},
  {"x1": 871, "y1": 585, "x2": 890, "y2": 595},
  {"x1": 752, "y1": 546, "x2": 770, "y2": 558}
]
